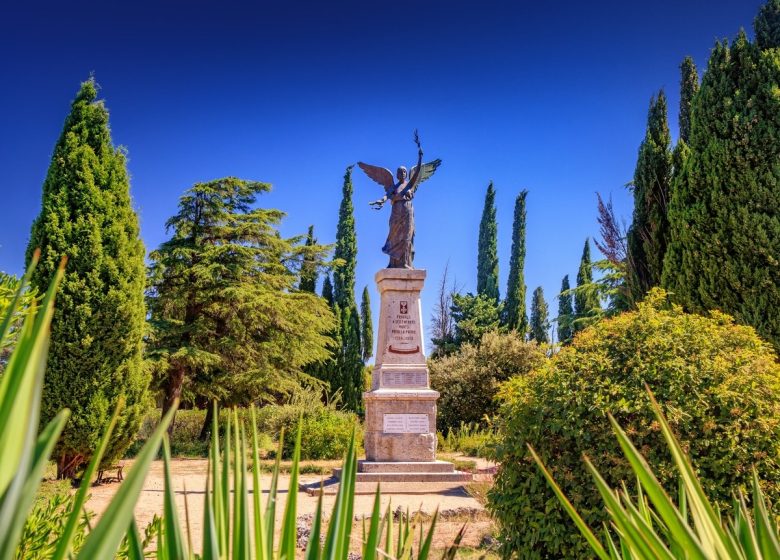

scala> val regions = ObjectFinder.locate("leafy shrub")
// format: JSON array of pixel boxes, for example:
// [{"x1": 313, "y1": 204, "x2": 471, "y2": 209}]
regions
[
  {"x1": 429, "y1": 330, "x2": 545, "y2": 432},
  {"x1": 489, "y1": 290, "x2": 780, "y2": 558},
  {"x1": 438, "y1": 422, "x2": 496, "y2": 458},
  {"x1": 534, "y1": 388, "x2": 780, "y2": 559},
  {"x1": 16, "y1": 492, "x2": 91, "y2": 559},
  {"x1": 255, "y1": 390, "x2": 362, "y2": 460}
]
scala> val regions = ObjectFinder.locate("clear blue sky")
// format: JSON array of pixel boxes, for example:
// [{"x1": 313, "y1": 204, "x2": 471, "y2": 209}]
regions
[{"x1": 0, "y1": 0, "x2": 763, "y2": 349}]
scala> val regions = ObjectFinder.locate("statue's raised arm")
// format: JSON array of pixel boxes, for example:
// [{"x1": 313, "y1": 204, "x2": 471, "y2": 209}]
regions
[{"x1": 356, "y1": 130, "x2": 442, "y2": 269}]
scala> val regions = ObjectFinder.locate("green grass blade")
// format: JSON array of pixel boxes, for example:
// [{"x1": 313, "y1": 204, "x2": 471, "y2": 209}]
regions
[
  {"x1": 305, "y1": 489, "x2": 324, "y2": 560},
  {"x1": 583, "y1": 456, "x2": 663, "y2": 560},
  {"x1": 279, "y1": 418, "x2": 303, "y2": 560},
  {"x1": 645, "y1": 387, "x2": 741, "y2": 559},
  {"x1": 0, "y1": 408, "x2": 67, "y2": 560},
  {"x1": 127, "y1": 519, "x2": 145, "y2": 560},
  {"x1": 0, "y1": 262, "x2": 62, "y2": 496},
  {"x1": 417, "y1": 509, "x2": 438, "y2": 560},
  {"x1": 362, "y1": 486, "x2": 382, "y2": 560},
  {"x1": 162, "y1": 437, "x2": 188, "y2": 559},
  {"x1": 202, "y1": 463, "x2": 220, "y2": 560},
  {"x1": 528, "y1": 444, "x2": 610, "y2": 560},
  {"x1": 265, "y1": 428, "x2": 284, "y2": 559},
  {"x1": 76, "y1": 404, "x2": 177, "y2": 559},
  {"x1": 439, "y1": 524, "x2": 465, "y2": 560},
  {"x1": 233, "y1": 420, "x2": 251, "y2": 560},
  {"x1": 221, "y1": 412, "x2": 232, "y2": 556},
  {"x1": 752, "y1": 469, "x2": 780, "y2": 558},
  {"x1": 0, "y1": 249, "x2": 36, "y2": 349},
  {"x1": 52, "y1": 403, "x2": 123, "y2": 560},
  {"x1": 250, "y1": 406, "x2": 267, "y2": 560},
  {"x1": 606, "y1": 414, "x2": 708, "y2": 560}
]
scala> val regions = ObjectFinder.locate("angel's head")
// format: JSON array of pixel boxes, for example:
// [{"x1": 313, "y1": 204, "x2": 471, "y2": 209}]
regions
[{"x1": 396, "y1": 166, "x2": 408, "y2": 181}]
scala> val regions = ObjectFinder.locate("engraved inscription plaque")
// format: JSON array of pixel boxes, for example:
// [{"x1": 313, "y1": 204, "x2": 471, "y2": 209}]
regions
[
  {"x1": 383, "y1": 413, "x2": 430, "y2": 434},
  {"x1": 381, "y1": 370, "x2": 427, "y2": 387}
]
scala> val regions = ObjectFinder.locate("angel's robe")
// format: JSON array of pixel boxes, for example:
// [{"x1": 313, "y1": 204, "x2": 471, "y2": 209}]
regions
[{"x1": 383, "y1": 185, "x2": 415, "y2": 269}]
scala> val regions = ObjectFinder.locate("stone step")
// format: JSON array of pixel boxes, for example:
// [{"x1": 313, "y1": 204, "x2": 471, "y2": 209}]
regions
[
  {"x1": 333, "y1": 468, "x2": 472, "y2": 484},
  {"x1": 358, "y1": 460, "x2": 455, "y2": 473}
]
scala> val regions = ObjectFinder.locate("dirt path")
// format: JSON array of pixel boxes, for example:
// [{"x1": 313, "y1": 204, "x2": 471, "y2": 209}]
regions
[{"x1": 85, "y1": 458, "x2": 493, "y2": 553}]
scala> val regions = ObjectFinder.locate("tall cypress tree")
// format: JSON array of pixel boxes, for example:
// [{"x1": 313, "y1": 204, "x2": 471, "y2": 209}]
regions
[
  {"x1": 334, "y1": 166, "x2": 357, "y2": 308},
  {"x1": 557, "y1": 275, "x2": 573, "y2": 344},
  {"x1": 574, "y1": 238, "x2": 599, "y2": 332},
  {"x1": 26, "y1": 79, "x2": 148, "y2": 478},
  {"x1": 663, "y1": 5, "x2": 780, "y2": 351},
  {"x1": 331, "y1": 165, "x2": 363, "y2": 411},
  {"x1": 322, "y1": 274, "x2": 334, "y2": 306},
  {"x1": 299, "y1": 225, "x2": 319, "y2": 293},
  {"x1": 678, "y1": 56, "x2": 699, "y2": 144},
  {"x1": 477, "y1": 181, "x2": 500, "y2": 302},
  {"x1": 503, "y1": 190, "x2": 528, "y2": 332},
  {"x1": 360, "y1": 286, "x2": 373, "y2": 361},
  {"x1": 529, "y1": 286, "x2": 550, "y2": 344},
  {"x1": 626, "y1": 91, "x2": 673, "y2": 302}
]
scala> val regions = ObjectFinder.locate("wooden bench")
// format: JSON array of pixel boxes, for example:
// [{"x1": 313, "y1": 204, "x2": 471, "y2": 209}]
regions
[{"x1": 95, "y1": 464, "x2": 124, "y2": 485}]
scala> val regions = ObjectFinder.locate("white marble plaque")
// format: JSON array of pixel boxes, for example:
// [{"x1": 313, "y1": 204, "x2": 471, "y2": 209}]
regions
[{"x1": 383, "y1": 413, "x2": 430, "y2": 434}]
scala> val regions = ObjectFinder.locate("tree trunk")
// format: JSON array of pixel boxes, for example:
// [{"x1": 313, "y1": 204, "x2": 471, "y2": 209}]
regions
[
  {"x1": 199, "y1": 401, "x2": 215, "y2": 441},
  {"x1": 57, "y1": 453, "x2": 85, "y2": 480},
  {"x1": 162, "y1": 364, "x2": 185, "y2": 436}
]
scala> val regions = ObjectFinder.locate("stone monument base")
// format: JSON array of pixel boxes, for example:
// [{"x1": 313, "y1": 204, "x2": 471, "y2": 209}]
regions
[{"x1": 335, "y1": 460, "x2": 471, "y2": 483}]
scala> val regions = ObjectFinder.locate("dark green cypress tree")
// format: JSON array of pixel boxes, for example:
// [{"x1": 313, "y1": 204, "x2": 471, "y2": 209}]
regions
[
  {"x1": 663, "y1": 9, "x2": 780, "y2": 351},
  {"x1": 331, "y1": 165, "x2": 363, "y2": 411},
  {"x1": 334, "y1": 166, "x2": 357, "y2": 308},
  {"x1": 678, "y1": 56, "x2": 699, "y2": 144},
  {"x1": 299, "y1": 225, "x2": 318, "y2": 293},
  {"x1": 626, "y1": 91, "x2": 673, "y2": 301},
  {"x1": 322, "y1": 274, "x2": 334, "y2": 306},
  {"x1": 503, "y1": 190, "x2": 528, "y2": 332},
  {"x1": 477, "y1": 181, "x2": 500, "y2": 302},
  {"x1": 529, "y1": 286, "x2": 550, "y2": 344},
  {"x1": 557, "y1": 275, "x2": 573, "y2": 344},
  {"x1": 26, "y1": 79, "x2": 148, "y2": 478},
  {"x1": 337, "y1": 304, "x2": 364, "y2": 412},
  {"x1": 574, "y1": 239, "x2": 600, "y2": 332},
  {"x1": 360, "y1": 286, "x2": 373, "y2": 361}
]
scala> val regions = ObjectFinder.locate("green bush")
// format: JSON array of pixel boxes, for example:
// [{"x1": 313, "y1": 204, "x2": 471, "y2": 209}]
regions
[
  {"x1": 438, "y1": 422, "x2": 496, "y2": 458},
  {"x1": 429, "y1": 330, "x2": 545, "y2": 432},
  {"x1": 488, "y1": 290, "x2": 780, "y2": 558},
  {"x1": 255, "y1": 390, "x2": 362, "y2": 460}
]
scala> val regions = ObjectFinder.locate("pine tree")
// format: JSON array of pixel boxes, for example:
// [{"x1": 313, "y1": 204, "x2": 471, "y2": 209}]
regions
[
  {"x1": 626, "y1": 91, "x2": 673, "y2": 302},
  {"x1": 147, "y1": 178, "x2": 334, "y2": 434},
  {"x1": 299, "y1": 225, "x2": 319, "y2": 293},
  {"x1": 503, "y1": 190, "x2": 528, "y2": 332},
  {"x1": 451, "y1": 293, "x2": 504, "y2": 347},
  {"x1": 557, "y1": 275, "x2": 573, "y2": 344},
  {"x1": 25, "y1": 79, "x2": 148, "y2": 478},
  {"x1": 574, "y1": 238, "x2": 600, "y2": 332},
  {"x1": 360, "y1": 286, "x2": 373, "y2": 361},
  {"x1": 477, "y1": 181, "x2": 500, "y2": 302},
  {"x1": 334, "y1": 166, "x2": 357, "y2": 308},
  {"x1": 322, "y1": 274, "x2": 334, "y2": 306},
  {"x1": 529, "y1": 286, "x2": 550, "y2": 344},
  {"x1": 678, "y1": 56, "x2": 699, "y2": 144},
  {"x1": 663, "y1": 7, "x2": 780, "y2": 351}
]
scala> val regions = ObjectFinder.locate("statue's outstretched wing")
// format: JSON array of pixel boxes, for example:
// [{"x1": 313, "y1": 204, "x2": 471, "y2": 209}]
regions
[
  {"x1": 357, "y1": 162, "x2": 395, "y2": 190},
  {"x1": 410, "y1": 159, "x2": 442, "y2": 187}
]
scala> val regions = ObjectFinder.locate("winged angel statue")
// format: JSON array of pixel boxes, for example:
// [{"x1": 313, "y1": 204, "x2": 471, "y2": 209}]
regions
[{"x1": 358, "y1": 131, "x2": 442, "y2": 269}]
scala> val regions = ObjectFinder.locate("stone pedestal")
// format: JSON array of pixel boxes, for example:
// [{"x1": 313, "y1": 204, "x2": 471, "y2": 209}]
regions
[{"x1": 354, "y1": 268, "x2": 469, "y2": 484}]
